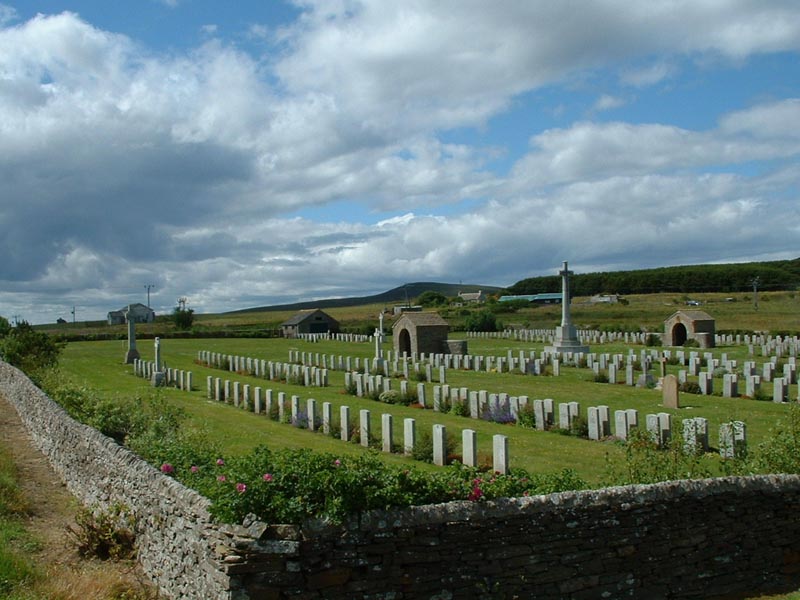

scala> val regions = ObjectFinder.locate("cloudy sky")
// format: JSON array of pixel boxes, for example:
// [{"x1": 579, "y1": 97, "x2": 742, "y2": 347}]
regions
[{"x1": 2, "y1": 1, "x2": 799, "y2": 324}]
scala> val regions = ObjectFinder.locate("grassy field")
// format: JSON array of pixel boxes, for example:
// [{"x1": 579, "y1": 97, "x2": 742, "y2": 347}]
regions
[
  {"x1": 38, "y1": 290, "x2": 800, "y2": 338},
  {"x1": 57, "y1": 325, "x2": 797, "y2": 486}
]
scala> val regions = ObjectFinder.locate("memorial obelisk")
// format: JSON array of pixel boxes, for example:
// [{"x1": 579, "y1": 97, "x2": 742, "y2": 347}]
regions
[{"x1": 546, "y1": 261, "x2": 590, "y2": 354}]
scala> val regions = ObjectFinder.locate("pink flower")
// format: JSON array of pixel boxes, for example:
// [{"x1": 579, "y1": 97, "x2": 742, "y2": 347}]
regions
[
  {"x1": 236, "y1": 483, "x2": 247, "y2": 494},
  {"x1": 468, "y1": 485, "x2": 484, "y2": 502},
  {"x1": 262, "y1": 473, "x2": 273, "y2": 482},
  {"x1": 216, "y1": 458, "x2": 225, "y2": 466},
  {"x1": 160, "y1": 463, "x2": 174, "y2": 474},
  {"x1": 217, "y1": 475, "x2": 227, "y2": 482},
  {"x1": 333, "y1": 459, "x2": 341, "y2": 467},
  {"x1": 190, "y1": 465, "x2": 199, "y2": 474}
]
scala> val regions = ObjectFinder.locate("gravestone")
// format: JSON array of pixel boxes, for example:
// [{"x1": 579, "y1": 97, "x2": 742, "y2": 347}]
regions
[
  {"x1": 150, "y1": 337, "x2": 165, "y2": 387},
  {"x1": 662, "y1": 374, "x2": 680, "y2": 408}
]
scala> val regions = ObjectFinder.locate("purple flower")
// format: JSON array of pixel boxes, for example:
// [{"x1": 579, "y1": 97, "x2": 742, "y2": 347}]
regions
[
  {"x1": 217, "y1": 475, "x2": 227, "y2": 482},
  {"x1": 236, "y1": 483, "x2": 247, "y2": 494},
  {"x1": 190, "y1": 465, "x2": 199, "y2": 474},
  {"x1": 160, "y1": 463, "x2": 174, "y2": 474},
  {"x1": 216, "y1": 458, "x2": 225, "y2": 466},
  {"x1": 262, "y1": 473, "x2": 273, "y2": 482},
  {"x1": 333, "y1": 459, "x2": 341, "y2": 467}
]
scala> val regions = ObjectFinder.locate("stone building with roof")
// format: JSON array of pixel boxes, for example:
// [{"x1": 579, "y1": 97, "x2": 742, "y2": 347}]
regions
[
  {"x1": 393, "y1": 311, "x2": 467, "y2": 356},
  {"x1": 663, "y1": 310, "x2": 716, "y2": 348},
  {"x1": 280, "y1": 309, "x2": 340, "y2": 338},
  {"x1": 107, "y1": 303, "x2": 155, "y2": 325}
]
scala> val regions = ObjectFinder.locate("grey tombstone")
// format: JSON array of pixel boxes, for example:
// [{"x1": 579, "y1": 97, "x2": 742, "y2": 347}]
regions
[
  {"x1": 403, "y1": 418, "x2": 416, "y2": 456},
  {"x1": 745, "y1": 375, "x2": 761, "y2": 398},
  {"x1": 719, "y1": 421, "x2": 747, "y2": 459},
  {"x1": 722, "y1": 374, "x2": 739, "y2": 398},
  {"x1": 462, "y1": 429, "x2": 477, "y2": 467},
  {"x1": 699, "y1": 371, "x2": 713, "y2": 395},
  {"x1": 493, "y1": 435, "x2": 509, "y2": 475},
  {"x1": 360, "y1": 409, "x2": 371, "y2": 447},
  {"x1": 381, "y1": 413, "x2": 393, "y2": 453},
  {"x1": 433, "y1": 425, "x2": 447, "y2": 467},
  {"x1": 322, "y1": 402, "x2": 332, "y2": 435},
  {"x1": 773, "y1": 377, "x2": 788, "y2": 403},
  {"x1": 307, "y1": 398, "x2": 317, "y2": 431},
  {"x1": 340, "y1": 406, "x2": 351, "y2": 442},
  {"x1": 614, "y1": 410, "x2": 628, "y2": 440},
  {"x1": 253, "y1": 387, "x2": 262, "y2": 414},
  {"x1": 662, "y1": 374, "x2": 680, "y2": 409}
]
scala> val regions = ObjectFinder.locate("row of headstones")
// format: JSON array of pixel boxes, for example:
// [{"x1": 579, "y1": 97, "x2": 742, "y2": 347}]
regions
[
  {"x1": 698, "y1": 372, "x2": 799, "y2": 401},
  {"x1": 338, "y1": 376, "x2": 745, "y2": 458},
  {"x1": 132, "y1": 359, "x2": 194, "y2": 390},
  {"x1": 296, "y1": 332, "x2": 371, "y2": 343},
  {"x1": 541, "y1": 399, "x2": 747, "y2": 458},
  {"x1": 197, "y1": 351, "x2": 329, "y2": 387},
  {"x1": 203, "y1": 375, "x2": 510, "y2": 473},
  {"x1": 470, "y1": 328, "x2": 799, "y2": 355}
]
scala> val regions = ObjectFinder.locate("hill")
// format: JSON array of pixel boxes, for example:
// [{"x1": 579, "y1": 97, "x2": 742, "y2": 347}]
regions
[
  {"x1": 507, "y1": 258, "x2": 800, "y2": 297},
  {"x1": 228, "y1": 282, "x2": 503, "y2": 314}
]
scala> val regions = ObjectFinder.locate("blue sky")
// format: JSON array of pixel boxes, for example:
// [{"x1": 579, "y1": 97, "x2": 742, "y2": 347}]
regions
[{"x1": 1, "y1": 1, "x2": 799, "y2": 323}]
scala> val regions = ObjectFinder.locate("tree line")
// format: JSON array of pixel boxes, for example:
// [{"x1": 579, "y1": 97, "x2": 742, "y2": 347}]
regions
[{"x1": 506, "y1": 258, "x2": 800, "y2": 296}]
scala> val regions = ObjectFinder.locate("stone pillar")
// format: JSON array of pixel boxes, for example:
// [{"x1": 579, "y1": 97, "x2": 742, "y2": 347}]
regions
[{"x1": 124, "y1": 308, "x2": 140, "y2": 364}]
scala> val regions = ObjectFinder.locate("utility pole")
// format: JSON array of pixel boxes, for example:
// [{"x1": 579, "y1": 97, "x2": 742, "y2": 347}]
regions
[
  {"x1": 71, "y1": 306, "x2": 76, "y2": 324},
  {"x1": 751, "y1": 276, "x2": 760, "y2": 311},
  {"x1": 144, "y1": 284, "x2": 155, "y2": 308}
]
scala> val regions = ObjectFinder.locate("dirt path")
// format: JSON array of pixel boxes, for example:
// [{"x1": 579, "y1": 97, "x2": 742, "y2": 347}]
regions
[{"x1": 0, "y1": 393, "x2": 155, "y2": 599}]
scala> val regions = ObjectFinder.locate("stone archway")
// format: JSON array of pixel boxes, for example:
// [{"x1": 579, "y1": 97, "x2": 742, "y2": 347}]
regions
[
  {"x1": 398, "y1": 328, "x2": 412, "y2": 356},
  {"x1": 672, "y1": 322, "x2": 688, "y2": 346}
]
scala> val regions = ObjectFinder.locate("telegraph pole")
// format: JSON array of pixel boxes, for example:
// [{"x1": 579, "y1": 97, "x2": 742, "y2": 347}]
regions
[
  {"x1": 144, "y1": 284, "x2": 155, "y2": 308},
  {"x1": 750, "y1": 276, "x2": 760, "y2": 311}
]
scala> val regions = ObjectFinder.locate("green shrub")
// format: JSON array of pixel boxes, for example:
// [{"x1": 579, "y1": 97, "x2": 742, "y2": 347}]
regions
[
  {"x1": 755, "y1": 405, "x2": 800, "y2": 474},
  {"x1": 449, "y1": 400, "x2": 470, "y2": 417},
  {"x1": 67, "y1": 503, "x2": 136, "y2": 561},
  {"x1": 190, "y1": 446, "x2": 586, "y2": 525},
  {"x1": 679, "y1": 381, "x2": 702, "y2": 395},
  {"x1": 516, "y1": 404, "x2": 536, "y2": 429},
  {"x1": 604, "y1": 428, "x2": 711, "y2": 486}
]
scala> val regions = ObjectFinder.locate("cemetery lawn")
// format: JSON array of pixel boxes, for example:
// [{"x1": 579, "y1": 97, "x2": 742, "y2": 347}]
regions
[{"x1": 57, "y1": 336, "x2": 798, "y2": 486}]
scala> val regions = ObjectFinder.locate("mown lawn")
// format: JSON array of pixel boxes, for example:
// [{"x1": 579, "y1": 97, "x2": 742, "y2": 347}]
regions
[{"x1": 57, "y1": 334, "x2": 797, "y2": 486}]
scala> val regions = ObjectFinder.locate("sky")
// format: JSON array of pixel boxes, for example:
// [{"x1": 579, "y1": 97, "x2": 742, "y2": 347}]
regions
[{"x1": 1, "y1": 1, "x2": 799, "y2": 324}]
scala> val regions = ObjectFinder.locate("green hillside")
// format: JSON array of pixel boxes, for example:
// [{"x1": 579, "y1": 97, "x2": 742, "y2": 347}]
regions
[{"x1": 228, "y1": 282, "x2": 503, "y2": 313}]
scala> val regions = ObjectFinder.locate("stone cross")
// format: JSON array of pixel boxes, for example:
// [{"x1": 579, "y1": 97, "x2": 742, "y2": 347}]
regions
[
  {"x1": 123, "y1": 305, "x2": 140, "y2": 364},
  {"x1": 546, "y1": 260, "x2": 589, "y2": 354},
  {"x1": 151, "y1": 337, "x2": 165, "y2": 387}
]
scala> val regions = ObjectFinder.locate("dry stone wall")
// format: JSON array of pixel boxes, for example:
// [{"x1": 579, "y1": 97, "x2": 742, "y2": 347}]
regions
[{"x1": 3, "y1": 360, "x2": 800, "y2": 599}]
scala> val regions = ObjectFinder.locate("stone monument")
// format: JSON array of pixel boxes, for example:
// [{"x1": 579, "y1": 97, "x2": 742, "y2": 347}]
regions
[
  {"x1": 546, "y1": 261, "x2": 590, "y2": 354},
  {"x1": 123, "y1": 305, "x2": 140, "y2": 364},
  {"x1": 151, "y1": 337, "x2": 165, "y2": 387},
  {"x1": 374, "y1": 311, "x2": 384, "y2": 360}
]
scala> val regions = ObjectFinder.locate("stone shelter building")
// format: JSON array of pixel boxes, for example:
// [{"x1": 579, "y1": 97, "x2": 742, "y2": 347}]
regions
[
  {"x1": 107, "y1": 303, "x2": 155, "y2": 325},
  {"x1": 663, "y1": 310, "x2": 716, "y2": 348},
  {"x1": 458, "y1": 290, "x2": 486, "y2": 304},
  {"x1": 393, "y1": 311, "x2": 455, "y2": 356},
  {"x1": 281, "y1": 309, "x2": 340, "y2": 338}
]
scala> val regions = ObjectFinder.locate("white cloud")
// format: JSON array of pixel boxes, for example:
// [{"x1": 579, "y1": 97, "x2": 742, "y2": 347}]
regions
[{"x1": 1, "y1": 4, "x2": 800, "y2": 323}]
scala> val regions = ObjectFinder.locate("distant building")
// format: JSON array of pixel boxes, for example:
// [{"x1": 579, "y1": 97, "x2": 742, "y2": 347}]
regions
[
  {"x1": 392, "y1": 305, "x2": 423, "y2": 316},
  {"x1": 280, "y1": 309, "x2": 340, "y2": 338},
  {"x1": 498, "y1": 293, "x2": 563, "y2": 304},
  {"x1": 107, "y1": 303, "x2": 155, "y2": 325},
  {"x1": 590, "y1": 294, "x2": 620, "y2": 304},
  {"x1": 458, "y1": 290, "x2": 486, "y2": 304},
  {"x1": 663, "y1": 310, "x2": 716, "y2": 348},
  {"x1": 393, "y1": 311, "x2": 454, "y2": 356}
]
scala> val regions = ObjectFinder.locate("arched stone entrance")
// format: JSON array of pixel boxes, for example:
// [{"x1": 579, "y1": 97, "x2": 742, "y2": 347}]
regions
[
  {"x1": 397, "y1": 329, "x2": 412, "y2": 356},
  {"x1": 663, "y1": 310, "x2": 716, "y2": 348},
  {"x1": 672, "y1": 323, "x2": 688, "y2": 346}
]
